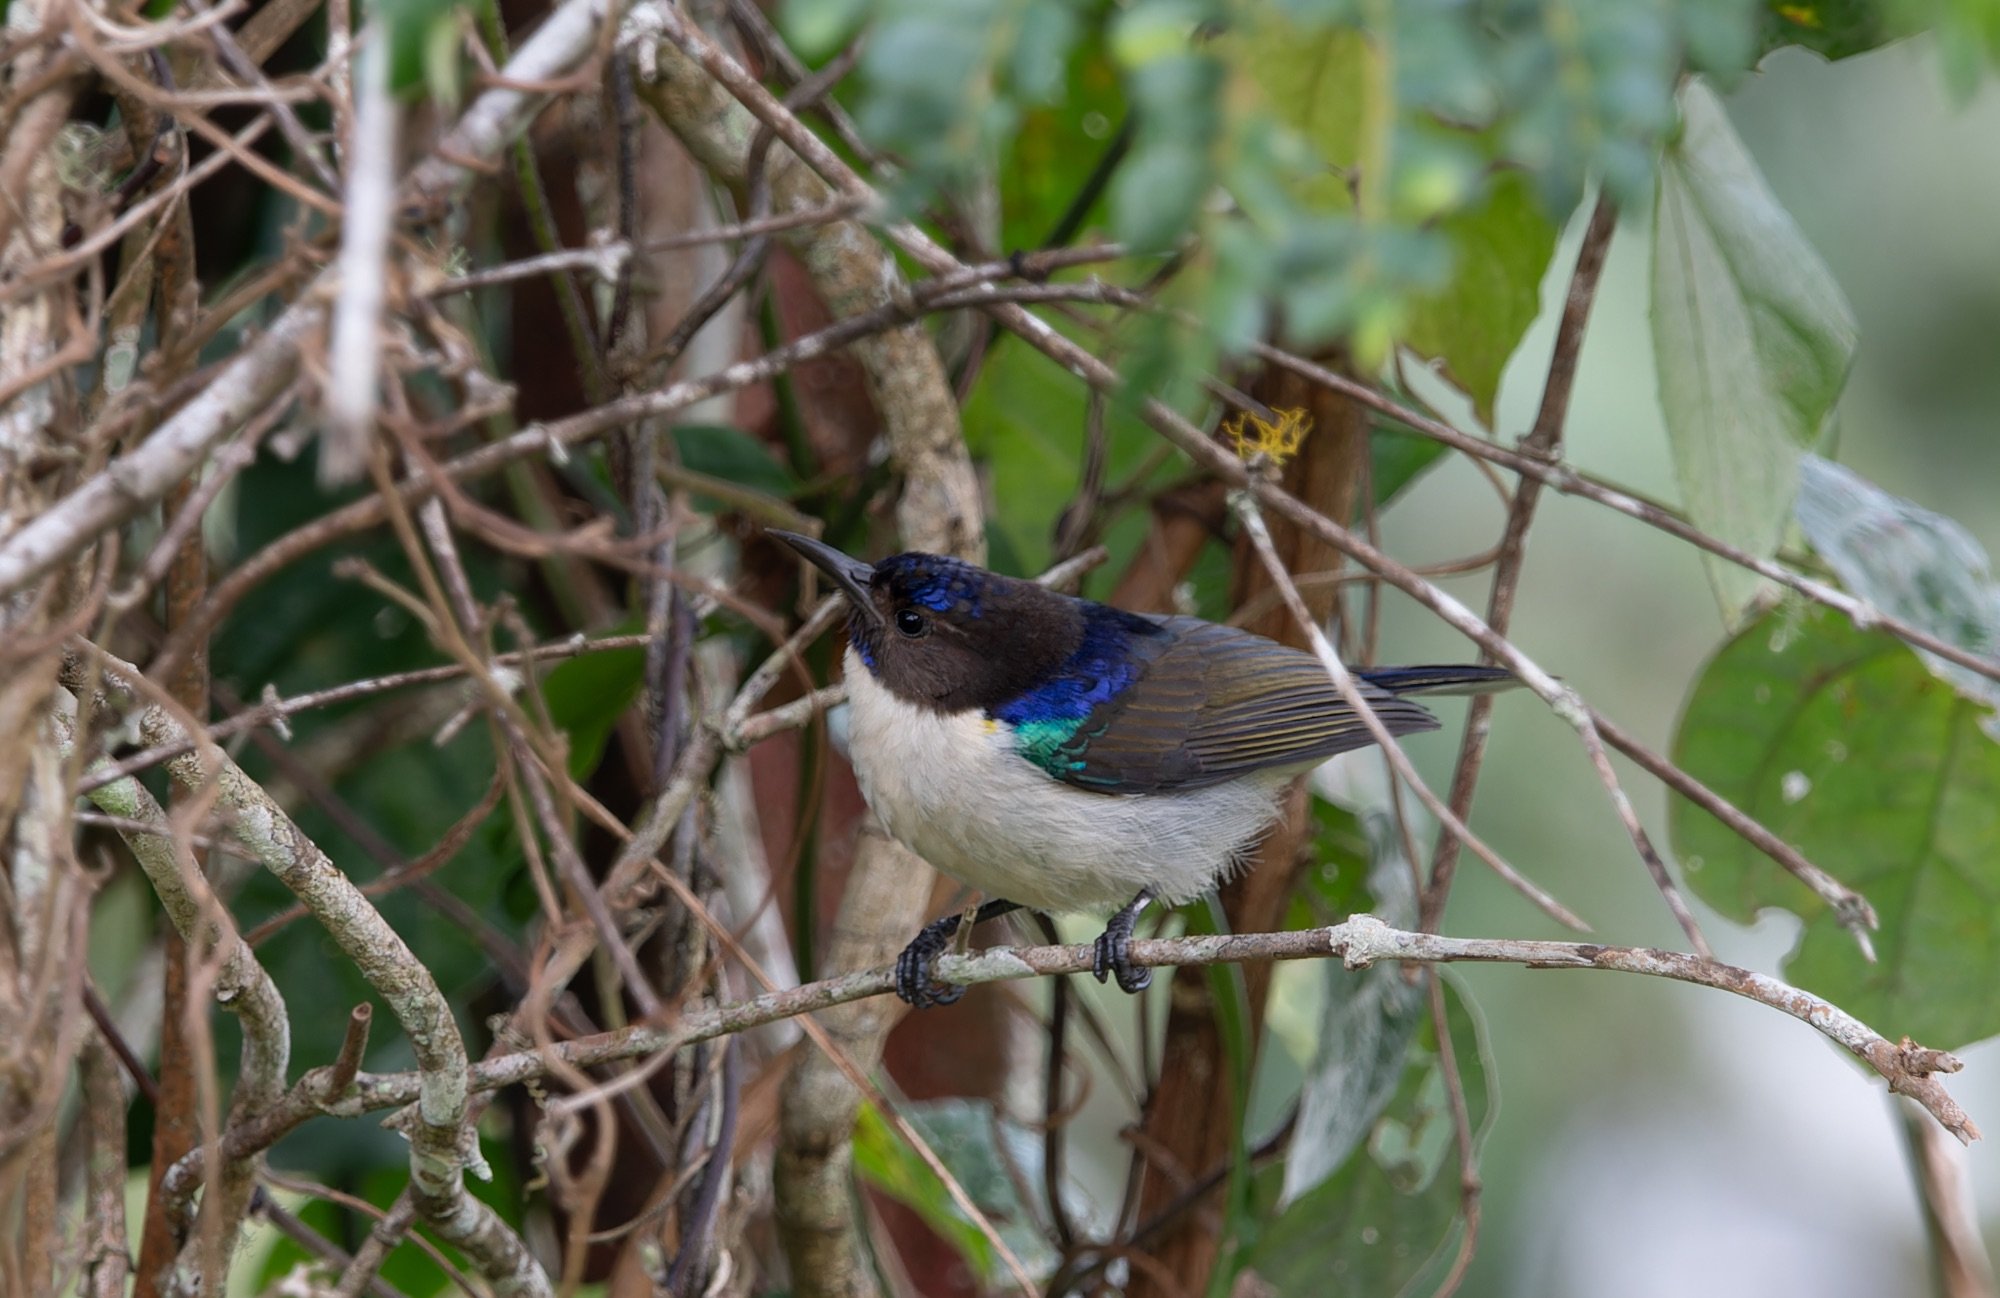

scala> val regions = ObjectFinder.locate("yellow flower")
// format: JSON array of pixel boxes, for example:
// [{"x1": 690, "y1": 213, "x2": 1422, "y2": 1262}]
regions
[{"x1": 1223, "y1": 407, "x2": 1311, "y2": 466}]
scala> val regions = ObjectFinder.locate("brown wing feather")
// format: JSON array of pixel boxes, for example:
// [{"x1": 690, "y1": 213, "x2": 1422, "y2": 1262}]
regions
[{"x1": 1058, "y1": 617, "x2": 1439, "y2": 793}]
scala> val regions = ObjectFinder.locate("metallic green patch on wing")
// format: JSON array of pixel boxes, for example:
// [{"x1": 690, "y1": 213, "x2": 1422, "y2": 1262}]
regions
[{"x1": 1009, "y1": 716, "x2": 1088, "y2": 776}]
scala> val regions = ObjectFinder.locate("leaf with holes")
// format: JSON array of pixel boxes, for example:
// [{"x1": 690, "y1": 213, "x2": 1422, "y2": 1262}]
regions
[{"x1": 1672, "y1": 604, "x2": 2000, "y2": 1048}]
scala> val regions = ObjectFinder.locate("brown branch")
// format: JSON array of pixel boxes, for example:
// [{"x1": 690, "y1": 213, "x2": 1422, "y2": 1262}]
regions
[
  {"x1": 1424, "y1": 194, "x2": 1617, "y2": 934},
  {"x1": 199, "y1": 918, "x2": 1979, "y2": 1157},
  {"x1": 0, "y1": 0, "x2": 619, "y2": 602},
  {"x1": 79, "y1": 1037, "x2": 132, "y2": 1298},
  {"x1": 1900, "y1": 1101, "x2": 1997, "y2": 1297},
  {"x1": 1235, "y1": 488, "x2": 1587, "y2": 930},
  {"x1": 63, "y1": 649, "x2": 553, "y2": 1297}
]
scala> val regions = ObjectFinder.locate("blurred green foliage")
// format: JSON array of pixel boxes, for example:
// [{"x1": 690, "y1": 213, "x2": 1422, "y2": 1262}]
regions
[
  {"x1": 795, "y1": 0, "x2": 1758, "y2": 389},
  {"x1": 1250, "y1": 976, "x2": 1491, "y2": 1295},
  {"x1": 853, "y1": 1098, "x2": 1060, "y2": 1281}
]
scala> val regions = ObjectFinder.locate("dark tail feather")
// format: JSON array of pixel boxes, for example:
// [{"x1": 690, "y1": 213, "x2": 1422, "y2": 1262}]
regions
[{"x1": 1359, "y1": 664, "x2": 1517, "y2": 697}]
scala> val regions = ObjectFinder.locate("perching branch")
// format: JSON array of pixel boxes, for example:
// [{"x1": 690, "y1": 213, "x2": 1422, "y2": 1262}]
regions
[{"x1": 217, "y1": 917, "x2": 1975, "y2": 1153}]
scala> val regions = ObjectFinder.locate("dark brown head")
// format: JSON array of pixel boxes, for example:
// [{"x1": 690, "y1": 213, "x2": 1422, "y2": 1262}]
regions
[{"x1": 770, "y1": 532, "x2": 1089, "y2": 712}]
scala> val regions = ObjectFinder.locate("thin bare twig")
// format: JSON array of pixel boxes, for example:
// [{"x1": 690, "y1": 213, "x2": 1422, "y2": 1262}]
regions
[
  {"x1": 1232, "y1": 488, "x2": 1586, "y2": 930},
  {"x1": 1425, "y1": 194, "x2": 1617, "y2": 934},
  {"x1": 0, "y1": 0, "x2": 619, "y2": 601},
  {"x1": 424, "y1": 241, "x2": 631, "y2": 297}
]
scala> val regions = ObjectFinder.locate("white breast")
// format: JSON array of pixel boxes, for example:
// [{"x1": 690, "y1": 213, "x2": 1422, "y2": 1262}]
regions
[{"x1": 840, "y1": 646, "x2": 1288, "y2": 915}]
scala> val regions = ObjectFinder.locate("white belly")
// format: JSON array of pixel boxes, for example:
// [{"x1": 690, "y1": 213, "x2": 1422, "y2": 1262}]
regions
[{"x1": 841, "y1": 647, "x2": 1288, "y2": 915}]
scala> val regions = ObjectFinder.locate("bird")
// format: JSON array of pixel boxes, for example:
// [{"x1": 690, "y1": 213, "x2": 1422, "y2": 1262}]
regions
[{"x1": 769, "y1": 530, "x2": 1516, "y2": 1008}]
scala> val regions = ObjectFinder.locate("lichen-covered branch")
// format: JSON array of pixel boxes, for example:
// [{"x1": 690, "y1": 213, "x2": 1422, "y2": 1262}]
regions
[
  {"x1": 65, "y1": 650, "x2": 552, "y2": 1298},
  {"x1": 47, "y1": 689, "x2": 290, "y2": 1290},
  {"x1": 201, "y1": 917, "x2": 1978, "y2": 1155}
]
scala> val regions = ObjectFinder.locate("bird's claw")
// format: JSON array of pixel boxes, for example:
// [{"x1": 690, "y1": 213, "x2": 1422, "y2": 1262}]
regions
[
  {"x1": 1092, "y1": 910, "x2": 1152, "y2": 994},
  {"x1": 894, "y1": 915, "x2": 965, "y2": 1008}
]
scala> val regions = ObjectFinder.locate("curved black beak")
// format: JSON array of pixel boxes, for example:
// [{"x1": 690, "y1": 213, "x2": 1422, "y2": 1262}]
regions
[{"x1": 769, "y1": 530, "x2": 879, "y2": 619}]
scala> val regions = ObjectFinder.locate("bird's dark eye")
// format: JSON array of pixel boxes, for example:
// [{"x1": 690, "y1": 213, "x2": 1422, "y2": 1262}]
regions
[{"x1": 894, "y1": 608, "x2": 928, "y2": 638}]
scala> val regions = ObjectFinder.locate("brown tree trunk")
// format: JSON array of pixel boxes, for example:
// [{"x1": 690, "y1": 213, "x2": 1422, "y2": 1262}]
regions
[{"x1": 1126, "y1": 363, "x2": 1369, "y2": 1294}]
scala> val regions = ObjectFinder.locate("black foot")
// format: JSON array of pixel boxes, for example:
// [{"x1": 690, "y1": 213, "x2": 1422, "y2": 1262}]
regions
[
  {"x1": 896, "y1": 914, "x2": 965, "y2": 1008},
  {"x1": 1092, "y1": 890, "x2": 1156, "y2": 994},
  {"x1": 894, "y1": 899, "x2": 1024, "y2": 1009},
  {"x1": 1008, "y1": 248, "x2": 1047, "y2": 282}
]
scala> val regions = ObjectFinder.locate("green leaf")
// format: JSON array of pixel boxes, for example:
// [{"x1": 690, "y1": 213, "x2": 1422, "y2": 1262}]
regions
[
  {"x1": 1000, "y1": 33, "x2": 1129, "y2": 250},
  {"x1": 851, "y1": 1099, "x2": 1057, "y2": 1282},
  {"x1": 1294, "y1": 795, "x2": 1373, "y2": 921},
  {"x1": 379, "y1": 0, "x2": 462, "y2": 97},
  {"x1": 1224, "y1": 16, "x2": 1375, "y2": 216},
  {"x1": 780, "y1": 0, "x2": 872, "y2": 61},
  {"x1": 960, "y1": 327, "x2": 1177, "y2": 580},
  {"x1": 1270, "y1": 796, "x2": 1375, "y2": 1093},
  {"x1": 1226, "y1": 14, "x2": 1553, "y2": 408},
  {"x1": 1281, "y1": 907, "x2": 1426, "y2": 1201},
  {"x1": 1283, "y1": 783, "x2": 1424, "y2": 1200},
  {"x1": 1671, "y1": 604, "x2": 2000, "y2": 1048},
  {"x1": 1650, "y1": 79, "x2": 1858, "y2": 626},
  {"x1": 671, "y1": 424, "x2": 801, "y2": 502},
  {"x1": 1401, "y1": 172, "x2": 1560, "y2": 426},
  {"x1": 537, "y1": 631, "x2": 646, "y2": 780},
  {"x1": 1111, "y1": 39, "x2": 1226, "y2": 252},
  {"x1": 1367, "y1": 422, "x2": 1448, "y2": 514},
  {"x1": 1795, "y1": 455, "x2": 2000, "y2": 724},
  {"x1": 255, "y1": 1195, "x2": 346, "y2": 1291},
  {"x1": 1250, "y1": 975, "x2": 1492, "y2": 1297},
  {"x1": 1758, "y1": 0, "x2": 2000, "y2": 83},
  {"x1": 422, "y1": 12, "x2": 466, "y2": 110}
]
